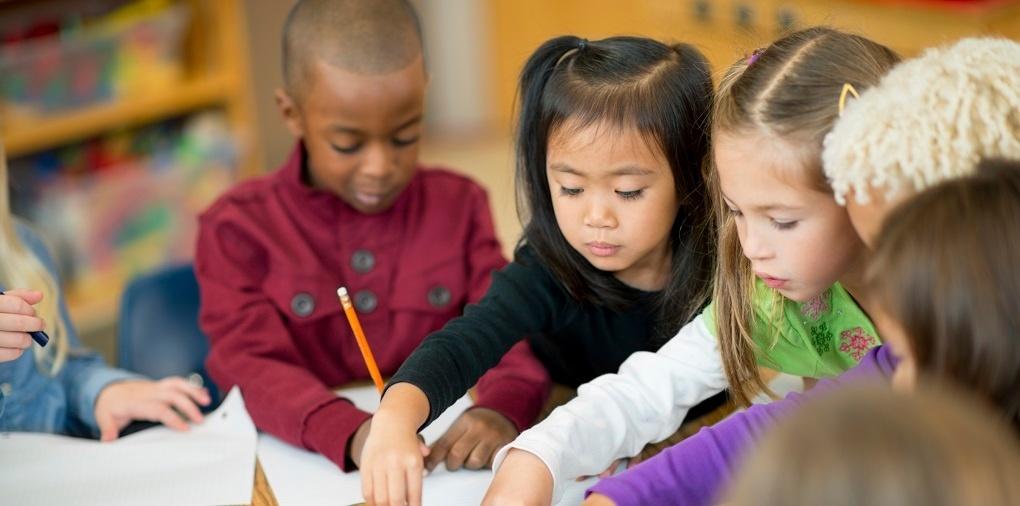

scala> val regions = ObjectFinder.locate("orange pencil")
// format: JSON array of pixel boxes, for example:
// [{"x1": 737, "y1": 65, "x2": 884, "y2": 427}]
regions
[{"x1": 337, "y1": 287, "x2": 385, "y2": 393}]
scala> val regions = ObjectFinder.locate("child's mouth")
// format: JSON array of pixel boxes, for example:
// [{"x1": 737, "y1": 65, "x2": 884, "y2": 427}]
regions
[
  {"x1": 756, "y1": 273, "x2": 788, "y2": 289},
  {"x1": 587, "y1": 241, "x2": 621, "y2": 257},
  {"x1": 354, "y1": 191, "x2": 386, "y2": 207}
]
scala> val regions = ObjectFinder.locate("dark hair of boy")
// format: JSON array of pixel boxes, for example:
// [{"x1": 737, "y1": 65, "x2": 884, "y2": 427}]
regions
[
  {"x1": 282, "y1": 0, "x2": 423, "y2": 97},
  {"x1": 869, "y1": 158, "x2": 1020, "y2": 427},
  {"x1": 514, "y1": 35, "x2": 717, "y2": 340}
]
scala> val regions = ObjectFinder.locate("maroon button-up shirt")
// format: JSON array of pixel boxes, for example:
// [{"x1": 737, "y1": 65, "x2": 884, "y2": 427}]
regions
[{"x1": 196, "y1": 145, "x2": 550, "y2": 470}]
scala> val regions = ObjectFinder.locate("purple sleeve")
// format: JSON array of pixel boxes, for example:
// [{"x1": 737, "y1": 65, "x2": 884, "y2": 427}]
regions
[{"x1": 586, "y1": 345, "x2": 897, "y2": 506}]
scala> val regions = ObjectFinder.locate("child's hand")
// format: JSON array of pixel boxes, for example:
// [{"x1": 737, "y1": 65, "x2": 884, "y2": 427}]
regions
[
  {"x1": 426, "y1": 408, "x2": 518, "y2": 472},
  {"x1": 359, "y1": 410, "x2": 431, "y2": 506},
  {"x1": 0, "y1": 289, "x2": 44, "y2": 362},
  {"x1": 482, "y1": 448, "x2": 554, "y2": 506},
  {"x1": 94, "y1": 377, "x2": 212, "y2": 441},
  {"x1": 582, "y1": 493, "x2": 617, "y2": 506}
]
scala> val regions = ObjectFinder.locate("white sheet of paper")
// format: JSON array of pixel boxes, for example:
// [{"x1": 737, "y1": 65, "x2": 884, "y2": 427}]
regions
[
  {"x1": 257, "y1": 385, "x2": 592, "y2": 505},
  {"x1": 0, "y1": 387, "x2": 256, "y2": 506}
]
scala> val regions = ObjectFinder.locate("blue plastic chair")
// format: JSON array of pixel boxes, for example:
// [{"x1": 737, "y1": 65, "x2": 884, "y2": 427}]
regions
[{"x1": 118, "y1": 263, "x2": 221, "y2": 409}]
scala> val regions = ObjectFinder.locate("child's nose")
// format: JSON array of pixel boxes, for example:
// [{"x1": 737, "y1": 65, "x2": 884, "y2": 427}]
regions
[
  {"x1": 359, "y1": 143, "x2": 395, "y2": 179},
  {"x1": 584, "y1": 197, "x2": 618, "y2": 229},
  {"x1": 741, "y1": 226, "x2": 773, "y2": 260}
]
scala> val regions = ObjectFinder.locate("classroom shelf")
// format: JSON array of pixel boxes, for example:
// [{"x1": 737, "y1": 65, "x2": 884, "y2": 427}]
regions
[
  {"x1": 0, "y1": 0, "x2": 259, "y2": 352},
  {"x1": 2, "y1": 75, "x2": 230, "y2": 157}
]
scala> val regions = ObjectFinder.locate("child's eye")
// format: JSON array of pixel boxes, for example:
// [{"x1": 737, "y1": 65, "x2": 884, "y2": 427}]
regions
[
  {"x1": 392, "y1": 135, "x2": 420, "y2": 147},
  {"x1": 616, "y1": 189, "x2": 644, "y2": 200},
  {"x1": 332, "y1": 143, "x2": 361, "y2": 154},
  {"x1": 560, "y1": 186, "x2": 583, "y2": 197},
  {"x1": 727, "y1": 207, "x2": 743, "y2": 217},
  {"x1": 772, "y1": 219, "x2": 798, "y2": 230}
]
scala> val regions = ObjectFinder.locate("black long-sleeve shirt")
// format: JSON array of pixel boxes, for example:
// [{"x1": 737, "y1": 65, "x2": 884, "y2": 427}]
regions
[{"x1": 389, "y1": 245, "x2": 658, "y2": 426}]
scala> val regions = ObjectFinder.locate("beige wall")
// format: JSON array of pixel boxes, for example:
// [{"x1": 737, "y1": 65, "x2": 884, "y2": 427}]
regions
[{"x1": 243, "y1": 0, "x2": 298, "y2": 172}]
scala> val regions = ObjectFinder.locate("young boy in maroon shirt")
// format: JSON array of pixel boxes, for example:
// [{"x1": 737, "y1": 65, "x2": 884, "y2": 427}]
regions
[{"x1": 195, "y1": 0, "x2": 549, "y2": 471}]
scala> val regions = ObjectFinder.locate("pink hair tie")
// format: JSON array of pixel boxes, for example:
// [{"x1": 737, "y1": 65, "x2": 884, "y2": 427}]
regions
[{"x1": 747, "y1": 48, "x2": 765, "y2": 66}]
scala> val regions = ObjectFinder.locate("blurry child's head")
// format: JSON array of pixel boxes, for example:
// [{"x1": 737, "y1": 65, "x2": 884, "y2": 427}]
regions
[
  {"x1": 276, "y1": 0, "x2": 426, "y2": 214},
  {"x1": 727, "y1": 385, "x2": 1020, "y2": 506},
  {"x1": 823, "y1": 38, "x2": 1020, "y2": 246},
  {"x1": 515, "y1": 35, "x2": 716, "y2": 336},
  {"x1": 868, "y1": 158, "x2": 1020, "y2": 425},
  {"x1": 711, "y1": 27, "x2": 900, "y2": 404}
]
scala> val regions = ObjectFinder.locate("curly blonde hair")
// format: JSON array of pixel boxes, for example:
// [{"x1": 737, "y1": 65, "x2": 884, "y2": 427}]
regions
[{"x1": 823, "y1": 37, "x2": 1020, "y2": 205}]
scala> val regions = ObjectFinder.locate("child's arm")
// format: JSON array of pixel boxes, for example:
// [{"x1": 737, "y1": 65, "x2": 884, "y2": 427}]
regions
[
  {"x1": 585, "y1": 346, "x2": 896, "y2": 506},
  {"x1": 429, "y1": 185, "x2": 552, "y2": 470},
  {"x1": 196, "y1": 219, "x2": 372, "y2": 471},
  {"x1": 361, "y1": 250, "x2": 560, "y2": 506},
  {"x1": 485, "y1": 313, "x2": 727, "y2": 504},
  {"x1": 13, "y1": 223, "x2": 153, "y2": 437}
]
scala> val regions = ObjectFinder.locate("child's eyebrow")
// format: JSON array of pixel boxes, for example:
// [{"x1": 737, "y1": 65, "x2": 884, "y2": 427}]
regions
[
  {"x1": 610, "y1": 166, "x2": 654, "y2": 176},
  {"x1": 720, "y1": 191, "x2": 800, "y2": 211},
  {"x1": 328, "y1": 115, "x2": 423, "y2": 135},
  {"x1": 548, "y1": 163, "x2": 654, "y2": 177},
  {"x1": 549, "y1": 163, "x2": 584, "y2": 175}
]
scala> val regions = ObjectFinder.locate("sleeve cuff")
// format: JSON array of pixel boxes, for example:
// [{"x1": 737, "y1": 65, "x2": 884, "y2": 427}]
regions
[
  {"x1": 76, "y1": 367, "x2": 145, "y2": 437},
  {"x1": 301, "y1": 397, "x2": 372, "y2": 472}
]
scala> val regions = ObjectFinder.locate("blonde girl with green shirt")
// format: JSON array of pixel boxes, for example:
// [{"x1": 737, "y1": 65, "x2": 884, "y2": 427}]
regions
[{"x1": 485, "y1": 27, "x2": 899, "y2": 505}]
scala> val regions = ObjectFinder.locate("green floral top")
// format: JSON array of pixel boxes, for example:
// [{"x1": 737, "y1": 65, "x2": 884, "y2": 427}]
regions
[{"x1": 705, "y1": 279, "x2": 880, "y2": 378}]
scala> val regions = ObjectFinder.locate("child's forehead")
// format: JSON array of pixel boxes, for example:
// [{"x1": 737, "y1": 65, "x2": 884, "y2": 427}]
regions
[
  {"x1": 715, "y1": 130, "x2": 827, "y2": 195},
  {"x1": 548, "y1": 119, "x2": 663, "y2": 159},
  {"x1": 298, "y1": 58, "x2": 426, "y2": 123}
]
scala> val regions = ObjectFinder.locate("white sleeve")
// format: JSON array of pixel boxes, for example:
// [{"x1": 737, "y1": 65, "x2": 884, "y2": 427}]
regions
[{"x1": 490, "y1": 313, "x2": 727, "y2": 503}]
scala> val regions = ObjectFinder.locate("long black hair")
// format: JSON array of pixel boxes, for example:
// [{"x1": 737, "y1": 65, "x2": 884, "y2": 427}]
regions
[{"x1": 515, "y1": 35, "x2": 716, "y2": 340}]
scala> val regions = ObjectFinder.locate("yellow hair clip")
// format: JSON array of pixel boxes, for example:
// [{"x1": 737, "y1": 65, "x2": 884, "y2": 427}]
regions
[{"x1": 838, "y1": 83, "x2": 860, "y2": 115}]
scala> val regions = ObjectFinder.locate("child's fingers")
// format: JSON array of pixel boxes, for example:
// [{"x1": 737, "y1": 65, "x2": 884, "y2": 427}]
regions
[
  {"x1": 465, "y1": 440, "x2": 496, "y2": 470},
  {"x1": 0, "y1": 346, "x2": 25, "y2": 362},
  {"x1": 166, "y1": 390, "x2": 205, "y2": 424},
  {"x1": 406, "y1": 465, "x2": 424, "y2": 506},
  {"x1": 361, "y1": 466, "x2": 374, "y2": 505},
  {"x1": 0, "y1": 313, "x2": 44, "y2": 334},
  {"x1": 426, "y1": 423, "x2": 465, "y2": 471},
  {"x1": 0, "y1": 331, "x2": 32, "y2": 350},
  {"x1": 372, "y1": 466, "x2": 393, "y2": 506},
  {"x1": 445, "y1": 432, "x2": 481, "y2": 472},
  {"x1": 166, "y1": 377, "x2": 212, "y2": 407},
  {"x1": 0, "y1": 289, "x2": 43, "y2": 308},
  {"x1": 145, "y1": 402, "x2": 190, "y2": 432},
  {"x1": 96, "y1": 411, "x2": 119, "y2": 442}
]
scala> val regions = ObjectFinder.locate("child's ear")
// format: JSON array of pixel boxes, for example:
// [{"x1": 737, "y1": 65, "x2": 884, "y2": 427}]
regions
[{"x1": 275, "y1": 88, "x2": 305, "y2": 138}]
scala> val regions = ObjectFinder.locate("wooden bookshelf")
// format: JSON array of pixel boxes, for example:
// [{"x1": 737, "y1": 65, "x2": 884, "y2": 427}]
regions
[
  {"x1": 3, "y1": 75, "x2": 230, "y2": 157},
  {"x1": 0, "y1": 0, "x2": 259, "y2": 342}
]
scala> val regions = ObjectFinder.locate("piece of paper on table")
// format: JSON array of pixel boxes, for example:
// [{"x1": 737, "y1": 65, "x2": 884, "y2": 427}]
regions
[
  {"x1": 0, "y1": 387, "x2": 256, "y2": 506},
  {"x1": 257, "y1": 385, "x2": 592, "y2": 505}
]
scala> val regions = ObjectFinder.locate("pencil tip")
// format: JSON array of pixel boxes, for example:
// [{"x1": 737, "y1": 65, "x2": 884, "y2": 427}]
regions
[{"x1": 337, "y1": 287, "x2": 348, "y2": 298}]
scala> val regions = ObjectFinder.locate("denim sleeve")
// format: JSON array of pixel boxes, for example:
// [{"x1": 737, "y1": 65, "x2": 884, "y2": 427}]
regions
[{"x1": 18, "y1": 222, "x2": 143, "y2": 436}]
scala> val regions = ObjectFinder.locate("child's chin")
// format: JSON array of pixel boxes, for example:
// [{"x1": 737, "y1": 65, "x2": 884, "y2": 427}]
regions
[{"x1": 777, "y1": 286, "x2": 811, "y2": 302}]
